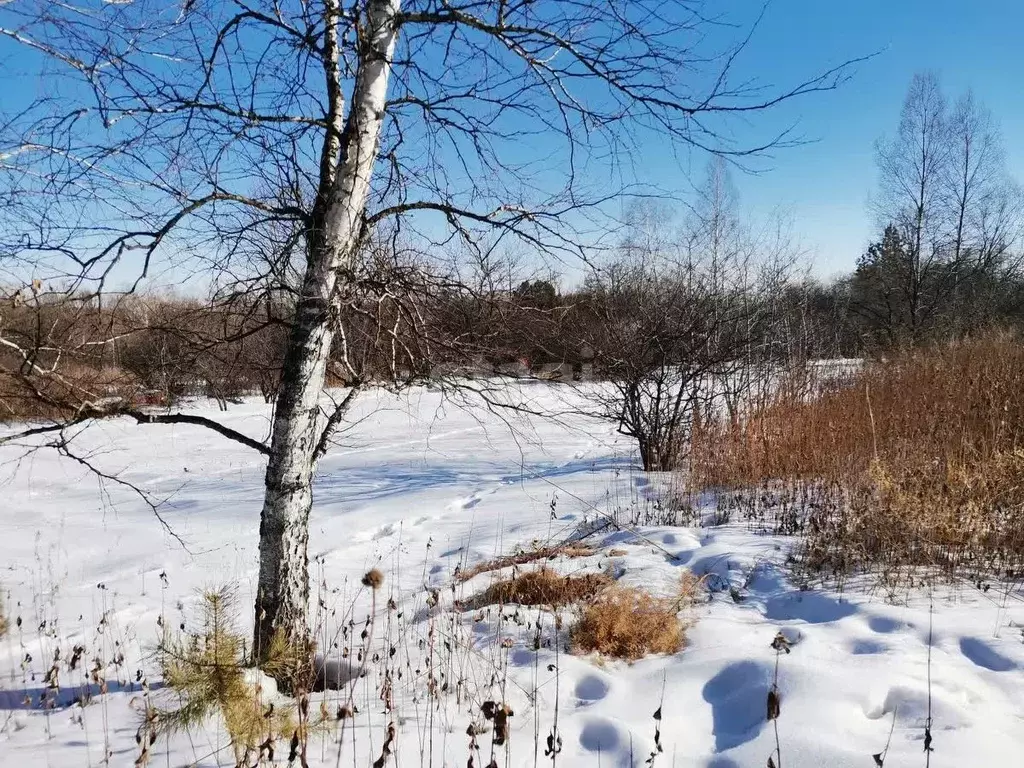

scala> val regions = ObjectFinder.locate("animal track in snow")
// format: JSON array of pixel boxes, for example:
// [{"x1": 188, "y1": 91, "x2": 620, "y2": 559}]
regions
[
  {"x1": 578, "y1": 716, "x2": 625, "y2": 752},
  {"x1": 862, "y1": 684, "x2": 970, "y2": 728},
  {"x1": 763, "y1": 590, "x2": 857, "y2": 624},
  {"x1": 450, "y1": 487, "x2": 498, "y2": 511},
  {"x1": 574, "y1": 673, "x2": 610, "y2": 703},
  {"x1": 701, "y1": 660, "x2": 771, "y2": 751},
  {"x1": 866, "y1": 615, "x2": 902, "y2": 633},
  {"x1": 959, "y1": 637, "x2": 1018, "y2": 672},
  {"x1": 453, "y1": 494, "x2": 481, "y2": 511},
  {"x1": 850, "y1": 638, "x2": 888, "y2": 655},
  {"x1": 510, "y1": 648, "x2": 537, "y2": 667},
  {"x1": 371, "y1": 522, "x2": 397, "y2": 540}
]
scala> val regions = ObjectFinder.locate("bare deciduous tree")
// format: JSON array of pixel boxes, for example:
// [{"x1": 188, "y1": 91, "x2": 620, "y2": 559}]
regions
[
  {"x1": 942, "y1": 91, "x2": 1024, "y2": 330},
  {"x1": 573, "y1": 195, "x2": 789, "y2": 472},
  {"x1": 862, "y1": 73, "x2": 1023, "y2": 344},
  {"x1": 873, "y1": 72, "x2": 949, "y2": 342}
]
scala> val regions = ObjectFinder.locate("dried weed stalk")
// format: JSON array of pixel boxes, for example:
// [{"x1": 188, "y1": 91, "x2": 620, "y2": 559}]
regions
[{"x1": 456, "y1": 545, "x2": 595, "y2": 583}]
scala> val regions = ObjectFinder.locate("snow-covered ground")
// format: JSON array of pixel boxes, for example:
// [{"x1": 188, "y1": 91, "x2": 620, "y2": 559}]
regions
[{"x1": 1, "y1": 382, "x2": 1022, "y2": 767}]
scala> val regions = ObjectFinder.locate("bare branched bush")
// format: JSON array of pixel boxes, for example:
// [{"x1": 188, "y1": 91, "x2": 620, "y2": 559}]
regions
[
  {"x1": 0, "y1": 288, "x2": 293, "y2": 419},
  {"x1": 571, "y1": 185, "x2": 800, "y2": 472}
]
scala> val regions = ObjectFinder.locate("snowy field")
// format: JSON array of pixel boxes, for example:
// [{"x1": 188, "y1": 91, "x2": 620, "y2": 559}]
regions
[{"x1": 1, "y1": 382, "x2": 1022, "y2": 767}]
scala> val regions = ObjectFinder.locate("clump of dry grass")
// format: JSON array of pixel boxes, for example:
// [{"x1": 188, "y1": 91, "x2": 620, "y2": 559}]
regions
[
  {"x1": 464, "y1": 567, "x2": 611, "y2": 610},
  {"x1": 464, "y1": 563, "x2": 703, "y2": 662},
  {"x1": 457, "y1": 544, "x2": 595, "y2": 582},
  {"x1": 570, "y1": 582, "x2": 687, "y2": 661},
  {"x1": 694, "y1": 334, "x2": 1024, "y2": 488},
  {"x1": 0, "y1": 591, "x2": 7, "y2": 638},
  {"x1": 690, "y1": 333, "x2": 1024, "y2": 585}
]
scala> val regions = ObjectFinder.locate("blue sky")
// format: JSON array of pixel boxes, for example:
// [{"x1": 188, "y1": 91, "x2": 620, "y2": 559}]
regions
[
  {"x1": 2, "y1": 1, "x2": 1022, "y2": 287},
  {"x1": 675, "y1": 0, "x2": 1024, "y2": 278}
]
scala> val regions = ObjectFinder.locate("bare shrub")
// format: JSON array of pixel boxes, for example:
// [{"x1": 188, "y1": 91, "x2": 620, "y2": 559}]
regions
[
  {"x1": 0, "y1": 363, "x2": 137, "y2": 421},
  {"x1": 0, "y1": 290, "x2": 290, "y2": 419},
  {"x1": 0, "y1": 290, "x2": 144, "y2": 420},
  {"x1": 570, "y1": 191, "x2": 797, "y2": 472}
]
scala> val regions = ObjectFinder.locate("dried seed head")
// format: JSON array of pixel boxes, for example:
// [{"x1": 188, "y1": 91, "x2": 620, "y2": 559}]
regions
[{"x1": 362, "y1": 569, "x2": 384, "y2": 590}]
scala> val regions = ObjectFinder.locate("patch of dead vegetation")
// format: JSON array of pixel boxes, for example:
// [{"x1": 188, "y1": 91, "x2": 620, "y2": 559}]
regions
[
  {"x1": 570, "y1": 573, "x2": 703, "y2": 661},
  {"x1": 462, "y1": 567, "x2": 611, "y2": 610},
  {"x1": 456, "y1": 543, "x2": 596, "y2": 583},
  {"x1": 570, "y1": 586, "x2": 683, "y2": 660},
  {"x1": 690, "y1": 334, "x2": 1024, "y2": 585}
]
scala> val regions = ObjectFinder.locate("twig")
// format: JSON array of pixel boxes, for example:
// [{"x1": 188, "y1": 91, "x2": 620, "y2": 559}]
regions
[
  {"x1": 924, "y1": 590, "x2": 934, "y2": 766},
  {"x1": 53, "y1": 435, "x2": 190, "y2": 550},
  {"x1": 865, "y1": 381, "x2": 878, "y2": 462},
  {"x1": 872, "y1": 705, "x2": 897, "y2": 766}
]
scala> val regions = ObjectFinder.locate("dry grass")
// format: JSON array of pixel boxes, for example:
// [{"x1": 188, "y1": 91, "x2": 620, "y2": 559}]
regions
[
  {"x1": 570, "y1": 581, "x2": 689, "y2": 661},
  {"x1": 0, "y1": 591, "x2": 7, "y2": 638},
  {"x1": 695, "y1": 334, "x2": 1024, "y2": 486},
  {"x1": 466, "y1": 564, "x2": 700, "y2": 661},
  {"x1": 463, "y1": 567, "x2": 611, "y2": 610},
  {"x1": 677, "y1": 569, "x2": 709, "y2": 605},
  {"x1": 456, "y1": 543, "x2": 595, "y2": 582},
  {"x1": 691, "y1": 334, "x2": 1024, "y2": 585}
]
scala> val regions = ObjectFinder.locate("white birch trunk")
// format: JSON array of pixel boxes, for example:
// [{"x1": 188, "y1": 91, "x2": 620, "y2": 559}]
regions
[{"x1": 254, "y1": 0, "x2": 402, "y2": 660}]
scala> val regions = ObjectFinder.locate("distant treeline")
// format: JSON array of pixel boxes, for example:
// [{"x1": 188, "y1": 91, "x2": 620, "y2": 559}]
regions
[{"x1": 3, "y1": 239, "x2": 1023, "y2": 422}]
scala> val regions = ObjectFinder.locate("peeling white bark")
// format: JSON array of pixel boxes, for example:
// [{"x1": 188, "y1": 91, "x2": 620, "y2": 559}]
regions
[{"x1": 254, "y1": 0, "x2": 402, "y2": 659}]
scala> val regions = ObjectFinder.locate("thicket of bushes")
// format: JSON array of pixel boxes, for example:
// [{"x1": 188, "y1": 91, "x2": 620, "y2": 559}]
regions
[
  {"x1": 0, "y1": 294, "x2": 290, "y2": 420},
  {"x1": 6, "y1": 232, "x2": 1024, "y2": 425},
  {"x1": 0, "y1": 275, "x2": 815, "y2": 421}
]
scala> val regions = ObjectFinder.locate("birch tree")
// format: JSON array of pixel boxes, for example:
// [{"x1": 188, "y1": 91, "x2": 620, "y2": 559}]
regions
[{"x1": 0, "y1": 0, "x2": 864, "y2": 663}]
